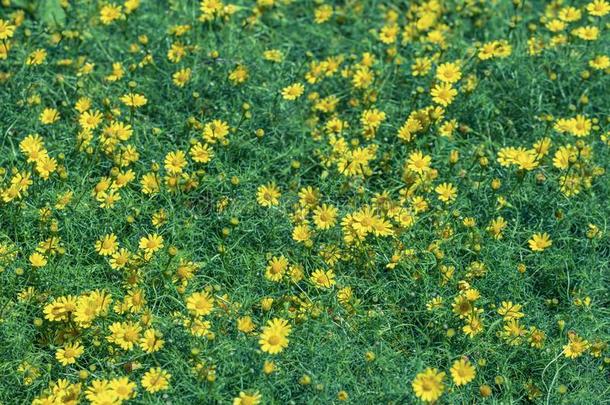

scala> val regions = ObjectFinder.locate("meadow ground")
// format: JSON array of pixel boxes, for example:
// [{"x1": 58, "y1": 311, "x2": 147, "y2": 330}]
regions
[{"x1": 0, "y1": 0, "x2": 610, "y2": 404}]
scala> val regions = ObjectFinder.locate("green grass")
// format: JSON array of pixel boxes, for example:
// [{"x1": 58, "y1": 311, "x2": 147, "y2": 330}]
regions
[{"x1": 1, "y1": 0, "x2": 610, "y2": 404}]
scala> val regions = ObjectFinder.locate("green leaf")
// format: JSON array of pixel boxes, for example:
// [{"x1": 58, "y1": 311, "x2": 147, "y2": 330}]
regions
[
  {"x1": 10, "y1": 0, "x2": 30, "y2": 8},
  {"x1": 36, "y1": 0, "x2": 66, "y2": 28}
]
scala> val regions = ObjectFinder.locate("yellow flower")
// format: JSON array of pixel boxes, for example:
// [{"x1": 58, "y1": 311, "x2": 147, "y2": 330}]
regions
[
  {"x1": 281, "y1": 83, "x2": 305, "y2": 100},
  {"x1": 139, "y1": 329, "x2": 165, "y2": 353},
  {"x1": 412, "y1": 368, "x2": 445, "y2": 402},
  {"x1": 0, "y1": 19, "x2": 16, "y2": 40},
  {"x1": 587, "y1": 0, "x2": 610, "y2": 16},
  {"x1": 310, "y1": 269, "x2": 336, "y2": 288},
  {"x1": 44, "y1": 295, "x2": 78, "y2": 322},
  {"x1": 55, "y1": 342, "x2": 84, "y2": 366},
  {"x1": 559, "y1": 6, "x2": 582, "y2": 21},
  {"x1": 39, "y1": 108, "x2": 60, "y2": 124},
  {"x1": 107, "y1": 321, "x2": 142, "y2": 350},
  {"x1": 450, "y1": 358, "x2": 476, "y2": 386},
  {"x1": 100, "y1": 4, "x2": 123, "y2": 25},
  {"x1": 29, "y1": 252, "x2": 47, "y2": 268},
  {"x1": 435, "y1": 182, "x2": 457, "y2": 203},
  {"x1": 120, "y1": 93, "x2": 148, "y2": 108},
  {"x1": 259, "y1": 318, "x2": 292, "y2": 354},
  {"x1": 528, "y1": 233, "x2": 552, "y2": 252},
  {"x1": 257, "y1": 182, "x2": 281, "y2": 207},
  {"x1": 436, "y1": 61, "x2": 462, "y2": 83},
  {"x1": 431, "y1": 82, "x2": 457, "y2": 106},
  {"x1": 572, "y1": 26, "x2": 599, "y2": 41},
  {"x1": 190, "y1": 142, "x2": 214, "y2": 163},
  {"x1": 109, "y1": 377, "x2": 137, "y2": 401},
  {"x1": 233, "y1": 391, "x2": 262, "y2": 405},
  {"x1": 407, "y1": 150, "x2": 432, "y2": 174},
  {"x1": 186, "y1": 291, "x2": 215, "y2": 316},
  {"x1": 26, "y1": 49, "x2": 47, "y2": 65},
  {"x1": 263, "y1": 49, "x2": 283, "y2": 62},
  {"x1": 360, "y1": 108, "x2": 386, "y2": 131},
  {"x1": 141, "y1": 367, "x2": 171, "y2": 393},
  {"x1": 164, "y1": 150, "x2": 187, "y2": 173},
  {"x1": 139, "y1": 233, "x2": 164, "y2": 254},
  {"x1": 497, "y1": 301, "x2": 524, "y2": 321},
  {"x1": 313, "y1": 204, "x2": 338, "y2": 229},
  {"x1": 229, "y1": 65, "x2": 249, "y2": 84},
  {"x1": 96, "y1": 233, "x2": 118, "y2": 256},
  {"x1": 314, "y1": 4, "x2": 333, "y2": 23},
  {"x1": 529, "y1": 327, "x2": 546, "y2": 349},
  {"x1": 237, "y1": 316, "x2": 256, "y2": 333},
  {"x1": 265, "y1": 255, "x2": 288, "y2": 282},
  {"x1": 563, "y1": 332, "x2": 589, "y2": 359},
  {"x1": 79, "y1": 110, "x2": 103, "y2": 130},
  {"x1": 141, "y1": 172, "x2": 161, "y2": 195},
  {"x1": 202, "y1": 119, "x2": 230, "y2": 144},
  {"x1": 292, "y1": 223, "x2": 312, "y2": 243},
  {"x1": 172, "y1": 67, "x2": 192, "y2": 87},
  {"x1": 589, "y1": 55, "x2": 610, "y2": 70}
]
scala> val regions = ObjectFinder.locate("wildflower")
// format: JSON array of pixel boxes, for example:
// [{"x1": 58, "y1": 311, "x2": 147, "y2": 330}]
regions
[
  {"x1": 186, "y1": 291, "x2": 215, "y2": 316},
  {"x1": 361, "y1": 108, "x2": 386, "y2": 132},
  {"x1": 141, "y1": 368, "x2": 171, "y2": 393},
  {"x1": 436, "y1": 62, "x2": 462, "y2": 83},
  {"x1": 412, "y1": 368, "x2": 445, "y2": 402},
  {"x1": 435, "y1": 182, "x2": 457, "y2": 203},
  {"x1": 109, "y1": 377, "x2": 137, "y2": 400},
  {"x1": 314, "y1": 4, "x2": 333, "y2": 23},
  {"x1": 572, "y1": 26, "x2": 599, "y2": 41},
  {"x1": 229, "y1": 65, "x2": 248, "y2": 84},
  {"x1": 259, "y1": 318, "x2": 292, "y2": 354},
  {"x1": 107, "y1": 321, "x2": 142, "y2": 350},
  {"x1": 79, "y1": 110, "x2": 103, "y2": 130},
  {"x1": 172, "y1": 67, "x2": 192, "y2": 87},
  {"x1": 587, "y1": 0, "x2": 610, "y2": 16},
  {"x1": 140, "y1": 329, "x2": 165, "y2": 353},
  {"x1": 164, "y1": 151, "x2": 187, "y2": 173},
  {"x1": 563, "y1": 332, "x2": 589, "y2": 359},
  {"x1": 203, "y1": 119, "x2": 230, "y2": 144},
  {"x1": 96, "y1": 234, "x2": 118, "y2": 256},
  {"x1": 292, "y1": 223, "x2": 312, "y2": 243},
  {"x1": 450, "y1": 358, "x2": 476, "y2": 386},
  {"x1": 237, "y1": 316, "x2": 256, "y2": 333},
  {"x1": 497, "y1": 301, "x2": 524, "y2": 321},
  {"x1": 589, "y1": 55, "x2": 610, "y2": 70},
  {"x1": 0, "y1": 19, "x2": 16, "y2": 40},
  {"x1": 431, "y1": 83, "x2": 457, "y2": 106},
  {"x1": 529, "y1": 327, "x2": 546, "y2": 349},
  {"x1": 26, "y1": 49, "x2": 47, "y2": 65},
  {"x1": 313, "y1": 204, "x2": 338, "y2": 229},
  {"x1": 265, "y1": 256, "x2": 288, "y2": 282},
  {"x1": 310, "y1": 269, "x2": 336, "y2": 288},
  {"x1": 40, "y1": 108, "x2": 60, "y2": 124},
  {"x1": 528, "y1": 233, "x2": 552, "y2": 252},
  {"x1": 263, "y1": 49, "x2": 283, "y2": 62},
  {"x1": 139, "y1": 233, "x2": 164, "y2": 254},
  {"x1": 29, "y1": 252, "x2": 47, "y2": 268},
  {"x1": 407, "y1": 151, "x2": 432, "y2": 174},
  {"x1": 257, "y1": 183, "x2": 281, "y2": 207},
  {"x1": 190, "y1": 142, "x2": 214, "y2": 163},
  {"x1": 281, "y1": 83, "x2": 305, "y2": 100},
  {"x1": 55, "y1": 342, "x2": 84, "y2": 366},
  {"x1": 233, "y1": 391, "x2": 262, "y2": 405},
  {"x1": 298, "y1": 186, "x2": 319, "y2": 207},
  {"x1": 502, "y1": 319, "x2": 526, "y2": 345},
  {"x1": 141, "y1": 172, "x2": 161, "y2": 195},
  {"x1": 100, "y1": 4, "x2": 123, "y2": 24},
  {"x1": 120, "y1": 93, "x2": 148, "y2": 108}
]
